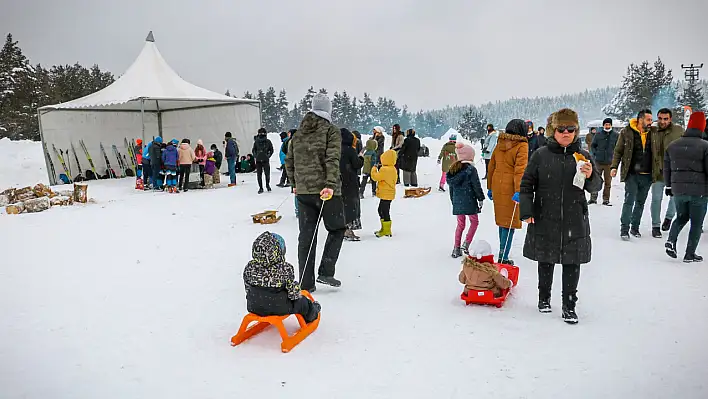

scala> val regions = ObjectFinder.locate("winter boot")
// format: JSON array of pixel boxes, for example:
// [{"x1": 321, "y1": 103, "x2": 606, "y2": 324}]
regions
[
  {"x1": 561, "y1": 306, "x2": 579, "y2": 324},
  {"x1": 602, "y1": 200, "x2": 612, "y2": 206},
  {"x1": 588, "y1": 199, "x2": 597, "y2": 205},
  {"x1": 375, "y1": 221, "x2": 392, "y2": 238},
  {"x1": 665, "y1": 241, "x2": 677, "y2": 258},
  {"x1": 267, "y1": 185, "x2": 272, "y2": 192},
  {"x1": 661, "y1": 218, "x2": 672, "y2": 232},
  {"x1": 538, "y1": 263, "x2": 554, "y2": 313},
  {"x1": 538, "y1": 299, "x2": 552, "y2": 313},
  {"x1": 305, "y1": 301, "x2": 322, "y2": 324},
  {"x1": 652, "y1": 227, "x2": 662, "y2": 238},
  {"x1": 461, "y1": 241, "x2": 470, "y2": 255},
  {"x1": 438, "y1": 186, "x2": 446, "y2": 192},
  {"x1": 373, "y1": 219, "x2": 384, "y2": 236},
  {"x1": 683, "y1": 253, "x2": 703, "y2": 263},
  {"x1": 630, "y1": 227, "x2": 641, "y2": 238},
  {"x1": 344, "y1": 229, "x2": 360, "y2": 242},
  {"x1": 258, "y1": 187, "x2": 264, "y2": 194},
  {"x1": 316, "y1": 275, "x2": 341, "y2": 287},
  {"x1": 451, "y1": 247, "x2": 463, "y2": 258}
]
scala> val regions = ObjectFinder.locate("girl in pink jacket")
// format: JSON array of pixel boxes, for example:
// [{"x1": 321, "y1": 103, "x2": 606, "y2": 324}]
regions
[{"x1": 195, "y1": 139, "x2": 207, "y2": 186}]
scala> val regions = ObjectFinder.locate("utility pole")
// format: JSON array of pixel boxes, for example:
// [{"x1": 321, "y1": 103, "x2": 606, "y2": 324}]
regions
[{"x1": 680, "y1": 64, "x2": 704, "y2": 127}]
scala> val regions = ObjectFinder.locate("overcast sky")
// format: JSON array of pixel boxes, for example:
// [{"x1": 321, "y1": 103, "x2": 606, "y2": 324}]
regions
[{"x1": 2, "y1": 0, "x2": 707, "y2": 110}]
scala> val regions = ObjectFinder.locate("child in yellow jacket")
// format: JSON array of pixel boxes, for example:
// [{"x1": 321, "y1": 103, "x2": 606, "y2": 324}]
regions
[{"x1": 370, "y1": 149, "x2": 398, "y2": 237}]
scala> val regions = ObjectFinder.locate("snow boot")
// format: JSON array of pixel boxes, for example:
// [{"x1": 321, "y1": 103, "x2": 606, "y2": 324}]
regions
[
  {"x1": 438, "y1": 186, "x2": 446, "y2": 192},
  {"x1": 499, "y1": 259, "x2": 514, "y2": 266},
  {"x1": 451, "y1": 247, "x2": 463, "y2": 258},
  {"x1": 257, "y1": 187, "x2": 264, "y2": 194},
  {"x1": 316, "y1": 275, "x2": 341, "y2": 288},
  {"x1": 344, "y1": 229, "x2": 360, "y2": 242},
  {"x1": 373, "y1": 219, "x2": 384, "y2": 236},
  {"x1": 375, "y1": 221, "x2": 392, "y2": 238},
  {"x1": 652, "y1": 227, "x2": 662, "y2": 238},
  {"x1": 683, "y1": 253, "x2": 703, "y2": 263},
  {"x1": 665, "y1": 241, "x2": 677, "y2": 258},
  {"x1": 602, "y1": 201, "x2": 612, "y2": 206},
  {"x1": 588, "y1": 199, "x2": 597, "y2": 205},
  {"x1": 630, "y1": 227, "x2": 641, "y2": 238},
  {"x1": 538, "y1": 263, "x2": 554, "y2": 313},
  {"x1": 267, "y1": 185, "x2": 272, "y2": 192},
  {"x1": 562, "y1": 307, "x2": 579, "y2": 324},
  {"x1": 661, "y1": 218, "x2": 672, "y2": 232},
  {"x1": 461, "y1": 241, "x2": 470, "y2": 255},
  {"x1": 538, "y1": 299, "x2": 552, "y2": 313},
  {"x1": 304, "y1": 301, "x2": 321, "y2": 324}
]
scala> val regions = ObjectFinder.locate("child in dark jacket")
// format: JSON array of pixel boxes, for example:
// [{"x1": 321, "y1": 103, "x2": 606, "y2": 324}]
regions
[
  {"x1": 161, "y1": 139, "x2": 179, "y2": 193},
  {"x1": 359, "y1": 137, "x2": 379, "y2": 198},
  {"x1": 243, "y1": 232, "x2": 321, "y2": 323},
  {"x1": 447, "y1": 143, "x2": 485, "y2": 257}
]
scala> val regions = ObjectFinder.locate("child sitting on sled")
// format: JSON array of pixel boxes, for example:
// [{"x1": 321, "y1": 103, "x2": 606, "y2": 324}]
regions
[
  {"x1": 459, "y1": 240, "x2": 512, "y2": 298},
  {"x1": 243, "y1": 232, "x2": 321, "y2": 323},
  {"x1": 204, "y1": 151, "x2": 217, "y2": 189}
]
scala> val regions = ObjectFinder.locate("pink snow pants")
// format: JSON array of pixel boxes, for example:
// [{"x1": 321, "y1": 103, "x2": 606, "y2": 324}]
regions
[
  {"x1": 455, "y1": 214, "x2": 479, "y2": 247},
  {"x1": 440, "y1": 171, "x2": 447, "y2": 187}
]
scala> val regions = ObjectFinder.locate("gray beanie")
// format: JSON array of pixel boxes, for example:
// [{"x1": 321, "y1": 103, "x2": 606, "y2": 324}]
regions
[{"x1": 311, "y1": 93, "x2": 332, "y2": 123}]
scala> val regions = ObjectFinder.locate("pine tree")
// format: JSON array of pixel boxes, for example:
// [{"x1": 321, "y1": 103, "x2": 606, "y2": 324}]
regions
[
  {"x1": 0, "y1": 33, "x2": 35, "y2": 139},
  {"x1": 243, "y1": 91, "x2": 254, "y2": 99},
  {"x1": 340, "y1": 91, "x2": 357, "y2": 129},
  {"x1": 276, "y1": 89, "x2": 289, "y2": 130},
  {"x1": 285, "y1": 104, "x2": 301, "y2": 130},
  {"x1": 358, "y1": 93, "x2": 377, "y2": 131},
  {"x1": 679, "y1": 80, "x2": 706, "y2": 112},
  {"x1": 457, "y1": 107, "x2": 487, "y2": 141},
  {"x1": 604, "y1": 58, "x2": 673, "y2": 121},
  {"x1": 258, "y1": 87, "x2": 280, "y2": 132},
  {"x1": 299, "y1": 86, "x2": 317, "y2": 113},
  {"x1": 225, "y1": 89, "x2": 231, "y2": 97},
  {"x1": 331, "y1": 91, "x2": 344, "y2": 125},
  {"x1": 318, "y1": 88, "x2": 328, "y2": 95}
]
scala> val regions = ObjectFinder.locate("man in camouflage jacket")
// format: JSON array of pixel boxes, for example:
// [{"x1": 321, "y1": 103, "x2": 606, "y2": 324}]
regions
[{"x1": 285, "y1": 93, "x2": 345, "y2": 291}]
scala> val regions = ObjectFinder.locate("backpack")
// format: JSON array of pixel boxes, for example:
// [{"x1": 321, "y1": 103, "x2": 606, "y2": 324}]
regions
[{"x1": 254, "y1": 137, "x2": 270, "y2": 163}]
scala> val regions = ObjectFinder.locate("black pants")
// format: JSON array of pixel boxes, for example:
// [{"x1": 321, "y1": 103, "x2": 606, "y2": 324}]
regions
[
  {"x1": 484, "y1": 159, "x2": 491, "y2": 178},
  {"x1": 178, "y1": 164, "x2": 191, "y2": 190},
  {"x1": 199, "y1": 164, "x2": 205, "y2": 186},
  {"x1": 278, "y1": 167, "x2": 289, "y2": 186},
  {"x1": 359, "y1": 174, "x2": 377, "y2": 195},
  {"x1": 297, "y1": 194, "x2": 346, "y2": 290},
  {"x1": 256, "y1": 161, "x2": 271, "y2": 189},
  {"x1": 378, "y1": 199, "x2": 392, "y2": 221},
  {"x1": 538, "y1": 262, "x2": 580, "y2": 309}
]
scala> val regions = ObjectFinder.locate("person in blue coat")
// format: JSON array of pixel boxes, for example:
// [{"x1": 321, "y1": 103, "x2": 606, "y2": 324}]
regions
[
  {"x1": 447, "y1": 142, "x2": 486, "y2": 258},
  {"x1": 161, "y1": 139, "x2": 180, "y2": 192},
  {"x1": 277, "y1": 130, "x2": 292, "y2": 187}
]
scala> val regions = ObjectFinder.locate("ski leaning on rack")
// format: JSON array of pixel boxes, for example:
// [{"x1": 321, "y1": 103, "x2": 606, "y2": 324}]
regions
[
  {"x1": 124, "y1": 138, "x2": 137, "y2": 173},
  {"x1": 79, "y1": 140, "x2": 99, "y2": 180},
  {"x1": 70, "y1": 143, "x2": 85, "y2": 181},
  {"x1": 43, "y1": 141, "x2": 57, "y2": 185},
  {"x1": 100, "y1": 143, "x2": 117, "y2": 179},
  {"x1": 52, "y1": 144, "x2": 73, "y2": 183},
  {"x1": 111, "y1": 145, "x2": 127, "y2": 178}
]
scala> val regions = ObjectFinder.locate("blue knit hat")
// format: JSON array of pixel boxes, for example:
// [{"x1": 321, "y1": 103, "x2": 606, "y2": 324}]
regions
[{"x1": 154, "y1": 136, "x2": 163, "y2": 143}]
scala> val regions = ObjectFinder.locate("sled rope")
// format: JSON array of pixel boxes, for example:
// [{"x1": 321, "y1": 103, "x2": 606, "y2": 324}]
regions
[
  {"x1": 274, "y1": 193, "x2": 292, "y2": 212},
  {"x1": 300, "y1": 198, "x2": 326, "y2": 283},
  {"x1": 501, "y1": 203, "x2": 516, "y2": 259}
]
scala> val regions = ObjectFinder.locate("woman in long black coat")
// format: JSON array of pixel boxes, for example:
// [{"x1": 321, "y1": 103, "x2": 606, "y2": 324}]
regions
[
  {"x1": 398, "y1": 129, "x2": 421, "y2": 187},
  {"x1": 519, "y1": 108, "x2": 602, "y2": 325},
  {"x1": 340, "y1": 128, "x2": 364, "y2": 241}
]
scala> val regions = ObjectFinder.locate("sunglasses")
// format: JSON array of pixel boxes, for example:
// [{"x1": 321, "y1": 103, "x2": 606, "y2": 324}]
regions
[{"x1": 556, "y1": 126, "x2": 577, "y2": 133}]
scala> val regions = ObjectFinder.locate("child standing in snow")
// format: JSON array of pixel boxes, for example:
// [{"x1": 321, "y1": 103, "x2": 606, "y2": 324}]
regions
[
  {"x1": 370, "y1": 149, "x2": 398, "y2": 237},
  {"x1": 447, "y1": 143, "x2": 485, "y2": 257},
  {"x1": 359, "y1": 136, "x2": 379, "y2": 198},
  {"x1": 437, "y1": 134, "x2": 458, "y2": 192},
  {"x1": 243, "y1": 232, "x2": 321, "y2": 323},
  {"x1": 459, "y1": 240, "x2": 512, "y2": 298},
  {"x1": 161, "y1": 139, "x2": 179, "y2": 193},
  {"x1": 204, "y1": 151, "x2": 217, "y2": 189},
  {"x1": 195, "y1": 140, "x2": 207, "y2": 187}
]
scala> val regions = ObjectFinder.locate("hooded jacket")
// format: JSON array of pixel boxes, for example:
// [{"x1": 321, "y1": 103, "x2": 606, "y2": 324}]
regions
[
  {"x1": 161, "y1": 143, "x2": 178, "y2": 167},
  {"x1": 285, "y1": 112, "x2": 342, "y2": 195},
  {"x1": 253, "y1": 134, "x2": 274, "y2": 163},
  {"x1": 149, "y1": 139, "x2": 163, "y2": 167},
  {"x1": 487, "y1": 120, "x2": 529, "y2": 229},
  {"x1": 363, "y1": 138, "x2": 379, "y2": 174},
  {"x1": 664, "y1": 127, "x2": 708, "y2": 197},
  {"x1": 204, "y1": 153, "x2": 217, "y2": 176},
  {"x1": 340, "y1": 129, "x2": 364, "y2": 223},
  {"x1": 212, "y1": 148, "x2": 223, "y2": 169},
  {"x1": 612, "y1": 119, "x2": 662, "y2": 182},
  {"x1": 458, "y1": 256, "x2": 512, "y2": 297},
  {"x1": 194, "y1": 140, "x2": 207, "y2": 166},
  {"x1": 279, "y1": 136, "x2": 289, "y2": 165},
  {"x1": 438, "y1": 141, "x2": 458, "y2": 172},
  {"x1": 398, "y1": 131, "x2": 421, "y2": 172},
  {"x1": 225, "y1": 137, "x2": 239, "y2": 159},
  {"x1": 178, "y1": 143, "x2": 196, "y2": 166},
  {"x1": 243, "y1": 232, "x2": 302, "y2": 316},
  {"x1": 447, "y1": 161, "x2": 485, "y2": 215},
  {"x1": 482, "y1": 131, "x2": 499, "y2": 160},
  {"x1": 371, "y1": 150, "x2": 398, "y2": 201}
]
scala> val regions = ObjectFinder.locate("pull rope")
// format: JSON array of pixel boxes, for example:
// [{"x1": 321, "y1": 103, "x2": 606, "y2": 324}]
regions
[{"x1": 299, "y1": 196, "x2": 328, "y2": 283}]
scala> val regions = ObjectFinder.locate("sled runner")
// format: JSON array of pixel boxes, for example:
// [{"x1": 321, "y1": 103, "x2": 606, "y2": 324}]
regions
[
  {"x1": 231, "y1": 291, "x2": 320, "y2": 353},
  {"x1": 461, "y1": 264, "x2": 519, "y2": 308},
  {"x1": 251, "y1": 210, "x2": 282, "y2": 224},
  {"x1": 404, "y1": 187, "x2": 431, "y2": 198}
]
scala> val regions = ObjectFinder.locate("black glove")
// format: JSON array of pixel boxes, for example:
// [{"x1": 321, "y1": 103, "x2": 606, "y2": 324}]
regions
[{"x1": 665, "y1": 187, "x2": 673, "y2": 197}]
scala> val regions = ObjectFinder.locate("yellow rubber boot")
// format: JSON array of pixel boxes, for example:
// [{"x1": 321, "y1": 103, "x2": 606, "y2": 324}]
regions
[
  {"x1": 376, "y1": 220, "x2": 392, "y2": 238},
  {"x1": 374, "y1": 219, "x2": 384, "y2": 236}
]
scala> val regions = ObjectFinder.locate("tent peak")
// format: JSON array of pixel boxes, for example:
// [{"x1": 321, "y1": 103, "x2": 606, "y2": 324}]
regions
[{"x1": 146, "y1": 31, "x2": 155, "y2": 42}]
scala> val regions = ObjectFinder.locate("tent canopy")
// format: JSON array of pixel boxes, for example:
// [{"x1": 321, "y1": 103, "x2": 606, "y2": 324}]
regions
[{"x1": 39, "y1": 31, "x2": 258, "y2": 113}]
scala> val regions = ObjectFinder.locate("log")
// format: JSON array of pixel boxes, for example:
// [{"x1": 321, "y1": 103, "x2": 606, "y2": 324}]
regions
[
  {"x1": 24, "y1": 197, "x2": 50, "y2": 213},
  {"x1": 0, "y1": 194, "x2": 9, "y2": 207},
  {"x1": 32, "y1": 183, "x2": 54, "y2": 198},
  {"x1": 14, "y1": 186, "x2": 36, "y2": 202},
  {"x1": 73, "y1": 182, "x2": 88, "y2": 204},
  {"x1": 50, "y1": 195, "x2": 73, "y2": 206},
  {"x1": 1, "y1": 188, "x2": 16, "y2": 203},
  {"x1": 6, "y1": 202, "x2": 25, "y2": 214}
]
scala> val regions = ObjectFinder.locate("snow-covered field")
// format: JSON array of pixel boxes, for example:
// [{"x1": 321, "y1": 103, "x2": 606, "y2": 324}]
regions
[{"x1": 1, "y1": 135, "x2": 707, "y2": 398}]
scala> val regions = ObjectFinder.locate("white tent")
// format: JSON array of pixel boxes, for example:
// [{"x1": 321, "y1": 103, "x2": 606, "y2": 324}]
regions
[{"x1": 38, "y1": 31, "x2": 261, "y2": 185}]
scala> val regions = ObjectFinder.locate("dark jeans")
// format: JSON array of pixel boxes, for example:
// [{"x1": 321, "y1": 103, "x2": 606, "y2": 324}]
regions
[
  {"x1": 178, "y1": 164, "x2": 191, "y2": 190},
  {"x1": 256, "y1": 161, "x2": 271, "y2": 189},
  {"x1": 152, "y1": 162, "x2": 162, "y2": 188},
  {"x1": 668, "y1": 195, "x2": 708, "y2": 255},
  {"x1": 378, "y1": 199, "x2": 392, "y2": 221},
  {"x1": 142, "y1": 160, "x2": 151, "y2": 185},
  {"x1": 226, "y1": 157, "x2": 236, "y2": 184},
  {"x1": 278, "y1": 166, "x2": 289, "y2": 186},
  {"x1": 620, "y1": 174, "x2": 652, "y2": 231},
  {"x1": 499, "y1": 227, "x2": 515, "y2": 261},
  {"x1": 538, "y1": 262, "x2": 581, "y2": 309},
  {"x1": 359, "y1": 174, "x2": 377, "y2": 195},
  {"x1": 484, "y1": 159, "x2": 490, "y2": 178},
  {"x1": 297, "y1": 194, "x2": 346, "y2": 290},
  {"x1": 199, "y1": 164, "x2": 205, "y2": 186}
]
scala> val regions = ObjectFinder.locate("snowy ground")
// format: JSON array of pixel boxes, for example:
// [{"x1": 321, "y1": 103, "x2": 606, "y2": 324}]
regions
[{"x1": 1, "y1": 136, "x2": 707, "y2": 398}]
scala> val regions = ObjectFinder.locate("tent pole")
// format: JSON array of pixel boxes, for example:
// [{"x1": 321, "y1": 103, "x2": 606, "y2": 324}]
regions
[
  {"x1": 37, "y1": 109, "x2": 56, "y2": 186},
  {"x1": 140, "y1": 98, "x2": 145, "y2": 143},
  {"x1": 156, "y1": 100, "x2": 163, "y2": 138}
]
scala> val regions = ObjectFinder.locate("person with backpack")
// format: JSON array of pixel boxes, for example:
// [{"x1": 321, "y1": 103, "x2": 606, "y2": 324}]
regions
[
  {"x1": 210, "y1": 144, "x2": 222, "y2": 185},
  {"x1": 142, "y1": 139, "x2": 152, "y2": 189},
  {"x1": 277, "y1": 130, "x2": 293, "y2": 187},
  {"x1": 253, "y1": 128, "x2": 274, "y2": 194},
  {"x1": 224, "y1": 132, "x2": 239, "y2": 187},
  {"x1": 359, "y1": 136, "x2": 379, "y2": 198},
  {"x1": 149, "y1": 136, "x2": 164, "y2": 190}
]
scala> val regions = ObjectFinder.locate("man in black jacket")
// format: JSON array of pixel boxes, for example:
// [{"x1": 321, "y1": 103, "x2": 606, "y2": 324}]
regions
[
  {"x1": 252, "y1": 128, "x2": 274, "y2": 194},
  {"x1": 589, "y1": 118, "x2": 619, "y2": 205},
  {"x1": 664, "y1": 112, "x2": 708, "y2": 262},
  {"x1": 398, "y1": 129, "x2": 421, "y2": 187},
  {"x1": 210, "y1": 144, "x2": 223, "y2": 185}
]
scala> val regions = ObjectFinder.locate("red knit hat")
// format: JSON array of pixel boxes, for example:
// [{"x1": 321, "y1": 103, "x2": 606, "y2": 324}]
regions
[{"x1": 687, "y1": 111, "x2": 706, "y2": 132}]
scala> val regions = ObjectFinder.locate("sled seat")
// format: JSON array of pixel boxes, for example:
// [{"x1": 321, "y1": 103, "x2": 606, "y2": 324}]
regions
[
  {"x1": 231, "y1": 291, "x2": 320, "y2": 353},
  {"x1": 461, "y1": 264, "x2": 519, "y2": 308}
]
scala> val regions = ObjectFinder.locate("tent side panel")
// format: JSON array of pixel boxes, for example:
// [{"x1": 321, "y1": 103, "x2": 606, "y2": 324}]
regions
[
  {"x1": 161, "y1": 104, "x2": 260, "y2": 172},
  {"x1": 39, "y1": 110, "x2": 158, "y2": 182}
]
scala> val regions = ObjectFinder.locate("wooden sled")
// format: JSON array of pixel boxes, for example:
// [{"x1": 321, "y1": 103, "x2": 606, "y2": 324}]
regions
[
  {"x1": 461, "y1": 264, "x2": 519, "y2": 308},
  {"x1": 404, "y1": 187, "x2": 432, "y2": 198},
  {"x1": 251, "y1": 210, "x2": 282, "y2": 224},
  {"x1": 231, "y1": 291, "x2": 320, "y2": 353}
]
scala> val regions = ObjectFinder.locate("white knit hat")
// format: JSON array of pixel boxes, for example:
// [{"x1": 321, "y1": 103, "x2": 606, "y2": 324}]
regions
[
  {"x1": 311, "y1": 93, "x2": 332, "y2": 123},
  {"x1": 468, "y1": 240, "x2": 493, "y2": 258}
]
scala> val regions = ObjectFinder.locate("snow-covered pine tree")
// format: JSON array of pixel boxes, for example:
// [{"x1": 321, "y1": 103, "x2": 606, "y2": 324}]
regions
[
  {"x1": 243, "y1": 91, "x2": 254, "y2": 99},
  {"x1": 0, "y1": 33, "x2": 37, "y2": 139},
  {"x1": 262, "y1": 87, "x2": 279, "y2": 132},
  {"x1": 225, "y1": 89, "x2": 231, "y2": 97},
  {"x1": 331, "y1": 91, "x2": 344, "y2": 126},
  {"x1": 298, "y1": 86, "x2": 316, "y2": 113},
  {"x1": 276, "y1": 89, "x2": 289, "y2": 130},
  {"x1": 284, "y1": 104, "x2": 301, "y2": 130},
  {"x1": 358, "y1": 93, "x2": 377, "y2": 132},
  {"x1": 318, "y1": 88, "x2": 328, "y2": 95},
  {"x1": 340, "y1": 91, "x2": 357, "y2": 129},
  {"x1": 457, "y1": 107, "x2": 487, "y2": 141},
  {"x1": 679, "y1": 79, "x2": 706, "y2": 112}
]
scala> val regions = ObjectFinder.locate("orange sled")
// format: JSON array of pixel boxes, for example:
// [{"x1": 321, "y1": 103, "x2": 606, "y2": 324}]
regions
[
  {"x1": 231, "y1": 291, "x2": 320, "y2": 353},
  {"x1": 461, "y1": 264, "x2": 519, "y2": 308}
]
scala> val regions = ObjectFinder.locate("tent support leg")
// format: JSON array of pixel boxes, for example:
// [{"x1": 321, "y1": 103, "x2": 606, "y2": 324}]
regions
[
  {"x1": 140, "y1": 99, "x2": 146, "y2": 144},
  {"x1": 156, "y1": 100, "x2": 163, "y2": 139}
]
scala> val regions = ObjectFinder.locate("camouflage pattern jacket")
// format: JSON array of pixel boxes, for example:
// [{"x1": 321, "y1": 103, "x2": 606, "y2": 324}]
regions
[{"x1": 285, "y1": 112, "x2": 342, "y2": 196}]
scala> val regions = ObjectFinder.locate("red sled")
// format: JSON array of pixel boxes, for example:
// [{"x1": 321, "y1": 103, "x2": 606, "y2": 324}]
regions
[{"x1": 460, "y1": 264, "x2": 519, "y2": 308}]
